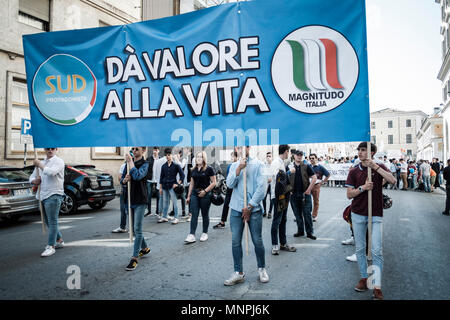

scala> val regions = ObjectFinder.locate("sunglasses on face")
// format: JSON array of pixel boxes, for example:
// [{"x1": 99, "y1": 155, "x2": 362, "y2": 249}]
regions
[
  {"x1": 44, "y1": 148, "x2": 56, "y2": 151},
  {"x1": 309, "y1": 158, "x2": 315, "y2": 160},
  {"x1": 131, "y1": 148, "x2": 140, "y2": 151}
]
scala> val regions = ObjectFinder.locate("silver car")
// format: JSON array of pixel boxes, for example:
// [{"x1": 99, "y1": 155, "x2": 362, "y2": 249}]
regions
[{"x1": 0, "y1": 167, "x2": 39, "y2": 222}]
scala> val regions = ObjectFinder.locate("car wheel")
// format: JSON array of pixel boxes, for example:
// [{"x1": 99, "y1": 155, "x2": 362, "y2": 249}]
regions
[
  {"x1": 60, "y1": 192, "x2": 77, "y2": 215},
  {"x1": 88, "y1": 200, "x2": 107, "y2": 210}
]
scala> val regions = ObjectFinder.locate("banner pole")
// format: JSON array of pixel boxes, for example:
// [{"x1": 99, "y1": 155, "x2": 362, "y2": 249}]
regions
[
  {"x1": 34, "y1": 149, "x2": 45, "y2": 235},
  {"x1": 127, "y1": 163, "x2": 133, "y2": 243},
  {"x1": 367, "y1": 141, "x2": 372, "y2": 261},
  {"x1": 243, "y1": 165, "x2": 249, "y2": 256}
]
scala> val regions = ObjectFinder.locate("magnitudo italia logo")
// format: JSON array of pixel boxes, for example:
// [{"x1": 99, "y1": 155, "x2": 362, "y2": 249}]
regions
[
  {"x1": 271, "y1": 26, "x2": 359, "y2": 114},
  {"x1": 32, "y1": 54, "x2": 97, "y2": 125}
]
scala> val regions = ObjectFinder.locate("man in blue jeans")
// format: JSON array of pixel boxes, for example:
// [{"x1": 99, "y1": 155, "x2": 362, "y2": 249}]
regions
[
  {"x1": 121, "y1": 147, "x2": 151, "y2": 271},
  {"x1": 159, "y1": 148, "x2": 185, "y2": 225},
  {"x1": 30, "y1": 147, "x2": 65, "y2": 257},
  {"x1": 224, "y1": 146, "x2": 269, "y2": 285},
  {"x1": 289, "y1": 150, "x2": 317, "y2": 240},
  {"x1": 345, "y1": 142, "x2": 396, "y2": 300}
]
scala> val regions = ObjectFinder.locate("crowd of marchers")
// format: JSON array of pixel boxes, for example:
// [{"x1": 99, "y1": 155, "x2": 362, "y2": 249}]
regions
[{"x1": 28, "y1": 143, "x2": 450, "y2": 301}]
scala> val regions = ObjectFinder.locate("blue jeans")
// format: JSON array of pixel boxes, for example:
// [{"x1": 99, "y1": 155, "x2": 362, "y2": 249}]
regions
[
  {"x1": 271, "y1": 198, "x2": 287, "y2": 246},
  {"x1": 132, "y1": 204, "x2": 148, "y2": 258},
  {"x1": 162, "y1": 188, "x2": 178, "y2": 218},
  {"x1": 290, "y1": 193, "x2": 314, "y2": 235},
  {"x1": 147, "y1": 182, "x2": 159, "y2": 214},
  {"x1": 120, "y1": 190, "x2": 128, "y2": 230},
  {"x1": 351, "y1": 212, "x2": 383, "y2": 287},
  {"x1": 42, "y1": 194, "x2": 63, "y2": 247},
  {"x1": 230, "y1": 209, "x2": 265, "y2": 272},
  {"x1": 189, "y1": 191, "x2": 211, "y2": 235},
  {"x1": 423, "y1": 175, "x2": 431, "y2": 192}
]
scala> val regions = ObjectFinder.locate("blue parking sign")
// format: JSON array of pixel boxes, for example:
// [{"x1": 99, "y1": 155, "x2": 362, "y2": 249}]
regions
[{"x1": 21, "y1": 119, "x2": 32, "y2": 136}]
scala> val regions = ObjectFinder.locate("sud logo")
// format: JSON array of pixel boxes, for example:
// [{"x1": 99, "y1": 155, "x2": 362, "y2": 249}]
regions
[
  {"x1": 32, "y1": 54, "x2": 97, "y2": 125},
  {"x1": 271, "y1": 25, "x2": 359, "y2": 114}
]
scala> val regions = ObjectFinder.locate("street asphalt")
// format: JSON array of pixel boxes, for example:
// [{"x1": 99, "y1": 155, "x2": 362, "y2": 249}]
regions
[{"x1": 0, "y1": 186, "x2": 449, "y2": 300}]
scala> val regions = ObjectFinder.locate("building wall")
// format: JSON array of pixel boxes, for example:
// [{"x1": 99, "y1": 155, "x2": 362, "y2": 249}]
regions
[
  {"x1": 370, "y1": 109, "x2": 427, "y2": 159},
  {"x1": 0, "y1": 0, "x2": 140, "y2": 187}
]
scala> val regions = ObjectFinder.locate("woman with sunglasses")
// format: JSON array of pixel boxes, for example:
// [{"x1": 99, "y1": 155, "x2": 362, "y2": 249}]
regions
[
  {"x1": 29, "y1": 148, "x2": 65, "y2": 257},
  {"x1": 185, "y1": 151, "x2": 216, "y2": 243}
]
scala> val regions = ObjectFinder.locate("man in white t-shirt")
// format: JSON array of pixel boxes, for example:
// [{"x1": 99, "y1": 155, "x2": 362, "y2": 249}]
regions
[
  {"x1": 30, "y1": 147, "x2": 65, "y2": 257},
  {"x1": 399, "y1": 159, "x2": 408, "y2": 190}
]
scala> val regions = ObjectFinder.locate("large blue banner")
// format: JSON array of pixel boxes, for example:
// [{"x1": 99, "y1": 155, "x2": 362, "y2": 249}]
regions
[{"x1": 23, "y1": 0, "x2": 369, "y2": 148}]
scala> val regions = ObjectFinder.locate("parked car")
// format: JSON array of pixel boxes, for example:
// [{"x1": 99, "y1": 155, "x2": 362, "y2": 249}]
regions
[
  {"x1": 23, "y1": 164, "x2": 116, "y2": 215},
  {"x1": 0, "y1": 167, "x2": 39, "y2": 222}
]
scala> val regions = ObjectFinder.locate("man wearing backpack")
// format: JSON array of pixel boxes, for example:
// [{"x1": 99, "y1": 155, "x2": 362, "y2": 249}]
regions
[{"x1": 270, "y1": 145, "x2": 297, "y2": 255}]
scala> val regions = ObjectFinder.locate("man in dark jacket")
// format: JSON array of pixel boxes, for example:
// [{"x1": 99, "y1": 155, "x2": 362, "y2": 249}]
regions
[
  {"x1": 121, "y1": 147, "x2": 150, "y2": 271},
  {"x1": 442, "y1": 159, "x2": 450, "y2": 216},
  {"x1": 158, "y1": 148, "x2": 185, "y2": 224},
  {"x1": 432, "y1": 158, "x2": 441, "y2": 189}
]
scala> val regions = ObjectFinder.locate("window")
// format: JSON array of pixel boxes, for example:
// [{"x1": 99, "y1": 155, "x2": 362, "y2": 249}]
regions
[
  {"x1": 406, "y1": 119, "x2": 411, "y2": 127},
  {"x1": 388, "y1": 135, "x2": 393, "y2": 144},
  {"x1": 99, "y1": 21, "x2": 110, "y2": 27},
  {"x1": 388, "y1": 120, "x2": 393, "y2": 128},
  {"x1": 91, "y1": 147, "x2": 123, "y2": 160},
  {"x1": 406, "y1": 134, "x2": 412, "y2": 144},
  {"x1": 407, "y1": 150, "x2": 412, "y2": 157},
  {"x1": 370, "y1": 121, "x2": 375, "y2": 129},
  {"x1": 18, "y1": 0, "x2": 50, "y2": 31},
  {"x1": 10, "y1": 78, "x2": 33, "y2": 153}
]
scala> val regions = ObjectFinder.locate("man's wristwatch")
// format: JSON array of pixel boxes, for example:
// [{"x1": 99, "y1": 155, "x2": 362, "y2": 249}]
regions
[
  {"x1": 247, "y1": 205, "x2": 253, "y2": 212},
  {"x1": 358, "y1": 186, "x2": 364, "y2": 193}
]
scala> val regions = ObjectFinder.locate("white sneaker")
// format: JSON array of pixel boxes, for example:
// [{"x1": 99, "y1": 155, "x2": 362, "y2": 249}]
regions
[
  {"x1": 342, "y1": 236, "x2": 355, "y2": 245},
  {"x1": 200, "y1": 233, "x2": 208, "y2": 242},
  {"x1": 346, "y1": 253, "x2": 357, "y2": 262},
  {"x1": 224, "y1": 272, "x2": 245, "y2": 286},
  {"x1": 312, "y1": 217, "x2": 317, "y2": 222},
  {"x1": 55, "y1": 241, "x2": 64, "y2": 249},
  {"x1": 158, "y1": 218, "x2": 168, "y2": 223},
  {"x1": 41, "y1": 245, "x2": 55, "y2": 257},
  {"x1": 272, "y1": 245, "x2": 280, "y2": 255},
  {"x1": 168, "y1": 216, "x2": 175, "y2": 221},
  {"x1": 172, "y1": 218, "x2": 179, "y2": 225},
  {"x1": 185, "y1": 234, "x2": 196, "y2": 243},
  {"x1": 112, "y1": 227, "x2": 127, "y2": 233},
  {"x1": 258, "y1": 268, "x2": 269, "y2": 283}
]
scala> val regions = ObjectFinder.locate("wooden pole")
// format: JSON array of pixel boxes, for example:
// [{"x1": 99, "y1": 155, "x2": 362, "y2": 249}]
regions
[
  {"x1": 243, "y1": 165, "x2": 249, "y2": 256},
  {"x1": 34, "y1": 149, "x2": 46, "y2": 234},
  {"x1": 127, "y1": 161, "x2": 133, "y2": 243},
  {"x1": 367, "y1": 141, "x2": 372, "y2": 261}
]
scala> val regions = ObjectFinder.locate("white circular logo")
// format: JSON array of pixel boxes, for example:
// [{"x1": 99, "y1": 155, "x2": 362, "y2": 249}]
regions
[{"x1": 271, "y1": 25, "x2": 359, "y2": 114}]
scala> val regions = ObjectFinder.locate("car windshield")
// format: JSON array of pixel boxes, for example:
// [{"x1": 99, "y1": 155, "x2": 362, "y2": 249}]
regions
[{"x1": 0, "y1": 169, "x2": 30, "y2": 183}]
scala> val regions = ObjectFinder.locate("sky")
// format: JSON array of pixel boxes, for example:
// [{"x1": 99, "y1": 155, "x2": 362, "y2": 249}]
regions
[{"x1": 366, "y1": 0, "x2": 442, "y2": 115}]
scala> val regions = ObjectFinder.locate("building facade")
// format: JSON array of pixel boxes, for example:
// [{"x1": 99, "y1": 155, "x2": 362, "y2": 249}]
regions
[
  {"x1": 0, "y1": 0, "x2": 140, "y2": 185},
  {"x1": 436, "y1": 0, "x2": 450, "y2": 161},
  {"x1": 370, "y1": 108, "x2": 427, "y2": 160},
  {"x1": 416, "y1": 108, "x2": 444, "y2": 161}
]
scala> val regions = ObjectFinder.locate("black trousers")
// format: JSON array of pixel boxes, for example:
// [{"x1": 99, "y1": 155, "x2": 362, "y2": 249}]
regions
[{"x1": 220, "y1": 187, "x2": 233, "y2": 223}]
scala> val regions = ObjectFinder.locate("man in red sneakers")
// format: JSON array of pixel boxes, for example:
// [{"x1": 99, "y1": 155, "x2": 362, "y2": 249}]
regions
[{"x1": 345, "y1": 142, "x2": 396, "y2": 300}]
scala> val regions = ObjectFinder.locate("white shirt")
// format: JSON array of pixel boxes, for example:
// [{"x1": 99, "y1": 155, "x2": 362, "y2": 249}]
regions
[
  {"x1": 149, "y1": 156, "x2": 159, "y2": 183},
  {"x1": 154, "y1": 157, "x2": 167, "y2": 189},
  {"x1": 29, "y1": 155, "x2": 65, "y2": 201},
  {"x1": 400, "y1": 162, "x2": 408, "y2": 173},
  {"x1": 174, "y1": 157, "x2": 189, "y2": 186},
  {"x1": 269, "y1": 157, "x2": 286, "y2": 199},
  {"x1": 119, "y1": 163, "x2": 126, "y2": 175},
  {"x1": 420, "y1": 162, "x2": 431, "y2": 176}
]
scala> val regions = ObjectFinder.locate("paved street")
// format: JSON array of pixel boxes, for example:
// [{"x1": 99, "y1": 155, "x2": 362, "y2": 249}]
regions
[{"x1": 1, "y1": 187, "x2": 449, "y2": 300}]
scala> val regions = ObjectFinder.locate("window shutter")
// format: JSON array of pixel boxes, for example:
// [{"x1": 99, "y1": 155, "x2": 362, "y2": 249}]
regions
[{"x1": 19, "y1": 0, "x2": 49, "y2": 22}]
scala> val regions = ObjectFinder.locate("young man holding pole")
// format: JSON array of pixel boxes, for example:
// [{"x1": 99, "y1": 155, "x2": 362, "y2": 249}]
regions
[
  {"x1": 224, "y1": 146, "x2": 268, "y2": 285},
  {"x1": 30, "y1": 147, "x2": 65, "y2": 257},
  {"x1": 345, "y1": 142, "x2": 395, "y2": 300},
  {"x1": 121, "y1": 147, "x2": 151, "y2": 271}
]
